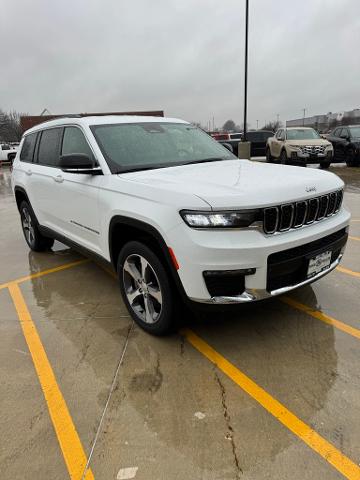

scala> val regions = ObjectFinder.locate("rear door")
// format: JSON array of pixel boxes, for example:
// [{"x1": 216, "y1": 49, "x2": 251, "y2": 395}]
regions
[
  {"x1": 28, "y1": 127, "x2": 64, "y2": 228},
  {"x1": 338, "y1": 128, "x2": 350, "y2": 161}
]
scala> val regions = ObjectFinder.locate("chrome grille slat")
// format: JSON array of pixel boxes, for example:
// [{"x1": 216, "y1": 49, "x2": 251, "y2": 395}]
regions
[{"x1": 263, "y1": 189, "x2": 343, "y2": 234}]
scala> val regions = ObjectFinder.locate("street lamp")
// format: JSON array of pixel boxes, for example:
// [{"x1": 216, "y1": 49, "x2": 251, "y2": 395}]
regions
[{"x1": 243, "y1": 0, "x2": 249, "y2": 141}]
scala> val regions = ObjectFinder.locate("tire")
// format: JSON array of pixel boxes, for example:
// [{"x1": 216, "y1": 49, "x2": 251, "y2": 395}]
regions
[
  {"x1": 320, "y1": 161, "x2": 331, "y2": 169},
  {"x1": 280, "y1": 149, "x2": 289, "y2": 165},
  {"x1": 266, "y1": 147, "x2": 273, "y2": 163},
  {"x1": 346, "y1": 149, "x2": 359, "y2": 167},
  {"x1": 117, "y1": 241, "x2": 177, "y2": 335},
  {"x1": 19, "y1": 201, "x2": 54, "y2": 251}
]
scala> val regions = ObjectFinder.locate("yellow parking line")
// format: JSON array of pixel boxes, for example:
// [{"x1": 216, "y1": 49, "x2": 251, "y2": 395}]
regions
[
  {"x1": 336, "y1": 265, "x2": 360, "y2": 279},
  {"x1": 349, "y1": 236, "x2": 360, "y2": 242},
  {"x1": 0, "y1": 259, "x2": 90, "y2": 291},
  {"x1": 8, "y1": 282, "x2": 94, "y2": 480},
  {"x1": 281, "y1": 297, "x2": 360, "y2": 340},
  {"x1": 182, "y1": 328, "x2": 360, "y2": 480}
]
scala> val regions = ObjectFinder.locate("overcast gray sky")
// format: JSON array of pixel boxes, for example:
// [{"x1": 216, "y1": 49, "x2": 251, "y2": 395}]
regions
[{"x1": 1, "y1": 0, "x2": 359, "y2": 129}]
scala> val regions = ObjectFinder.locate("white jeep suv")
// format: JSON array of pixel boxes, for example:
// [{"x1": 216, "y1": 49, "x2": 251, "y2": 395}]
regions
[{"x1": 12, "y1": 115, "x2": 350, "y2": 334}]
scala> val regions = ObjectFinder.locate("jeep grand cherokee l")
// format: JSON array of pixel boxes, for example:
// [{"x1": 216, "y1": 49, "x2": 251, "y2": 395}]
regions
[{"x1": 12, "y1": 116, "x2": 350, "y2": 335}]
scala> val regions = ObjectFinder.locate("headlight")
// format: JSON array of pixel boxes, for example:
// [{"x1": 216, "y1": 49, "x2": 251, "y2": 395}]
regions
[
  {"x1": 325, "y1": 144, "x2": 333, "y2": 149},
  {"x1": 180, "y1": 210, "x2": 261, "y2": 228}
]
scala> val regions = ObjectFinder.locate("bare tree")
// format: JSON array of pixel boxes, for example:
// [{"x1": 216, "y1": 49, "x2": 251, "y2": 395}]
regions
[
  {"x1": 0, "y1": 109, "x2": 27, "y2": 142},
  {"x1": 222, "y1": 119, "x2": 236, "y2": 132},
  {"x1": 262, "y1": 120, "x2": 283, "y2": 132}
]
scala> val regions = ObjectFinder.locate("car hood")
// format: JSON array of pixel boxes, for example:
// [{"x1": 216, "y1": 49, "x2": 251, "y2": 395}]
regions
[
  {"x1": 285, "y1": 139, "x2": 331, "y2": 146},
  {"x1": 120, "y1": 160, "x2": 344, "y2": 209}
]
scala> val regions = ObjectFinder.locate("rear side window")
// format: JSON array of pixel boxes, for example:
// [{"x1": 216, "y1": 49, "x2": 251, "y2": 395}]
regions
[
  {"x1": 62, "y1": 127, "x2": 94, "y2": 161},
  {"x1": 37, "y1": 128, "x2": 62, "y2": 166},
  {"x1": 20, "y1": 133, "x2": 37, "y2": 163}
]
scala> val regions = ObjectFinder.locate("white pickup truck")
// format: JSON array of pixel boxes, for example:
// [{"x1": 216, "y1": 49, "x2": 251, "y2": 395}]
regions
[{"x1": 0, "y1": 143, "x2": 18, "y2": 164}]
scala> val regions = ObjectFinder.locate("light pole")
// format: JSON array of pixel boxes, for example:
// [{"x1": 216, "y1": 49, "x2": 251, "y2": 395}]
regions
[
  {"x1": 243, "y1": 0, "x2": 249, "y2": 141},
  {"x1": 302, "y1": 108, "x2": 306, "y2": 126},
  {"x1": 256, "y1": 119, "x2": 259, "y2": 130}
]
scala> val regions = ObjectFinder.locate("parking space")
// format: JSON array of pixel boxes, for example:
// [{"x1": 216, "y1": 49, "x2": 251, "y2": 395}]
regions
[{"x1": 1, "y1": 164, "x2": 360, "y2": 480}]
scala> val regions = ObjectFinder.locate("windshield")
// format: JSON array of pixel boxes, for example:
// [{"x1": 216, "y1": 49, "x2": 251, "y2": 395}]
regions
[
  {"x1": 350, "y1": 127, "x2": 360, "y2": 138},
  {"x1": 90, "y1": 122, "x2": 235, "y2": 173},
  {"x1": 286, "y1": 129, "x2": 320, "y2": 140}
]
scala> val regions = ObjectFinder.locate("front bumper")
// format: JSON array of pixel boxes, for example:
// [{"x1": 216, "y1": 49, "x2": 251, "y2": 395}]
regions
[
  {"x1": 290, "y1": 150, "x2": 333, "y2": 164},
  {"x1": 168, "y1": 207, "x2": 350, "y2": 304}
]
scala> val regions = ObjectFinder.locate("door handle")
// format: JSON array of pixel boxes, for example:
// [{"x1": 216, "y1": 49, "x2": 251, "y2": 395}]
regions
[
  {"x1": 26, "y1": 169, "x2": 32, "y2": 176},
  {"x1": 54, "y1": 175, "x2": 64, "y2": 183}
]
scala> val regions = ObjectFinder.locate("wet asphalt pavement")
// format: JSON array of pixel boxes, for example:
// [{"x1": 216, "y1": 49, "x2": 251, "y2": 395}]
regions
[{"x1": 0, "y1": 163, "x2": 359, "y2": 480}]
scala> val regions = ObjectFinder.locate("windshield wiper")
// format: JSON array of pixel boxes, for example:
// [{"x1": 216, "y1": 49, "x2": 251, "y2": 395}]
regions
[
  {"x1": 182, "y1": 157, "x2": 230, "y2": 166},
  {"x1": 115, "y1": 165, "x2": 162, "y2": 174}
]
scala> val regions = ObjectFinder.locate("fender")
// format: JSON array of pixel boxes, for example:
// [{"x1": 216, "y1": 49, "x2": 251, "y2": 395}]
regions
[{"x1": 109, "y1": 215, "x2": 189, "y2": 303}]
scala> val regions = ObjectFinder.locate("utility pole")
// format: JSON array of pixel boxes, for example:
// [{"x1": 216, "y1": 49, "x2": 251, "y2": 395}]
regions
[
  {"x1": 302, "y1": 108, "x2": 306, "y2": 126},
  {"x1": 256, "y1": 119, "x2": 259, "y2": 130},
  {"x1": 276, "y1": 113, "x2": 280, "y2": 124},
  {"x1": 243, "y1": 0, "x2": 249, "y2": 141}
]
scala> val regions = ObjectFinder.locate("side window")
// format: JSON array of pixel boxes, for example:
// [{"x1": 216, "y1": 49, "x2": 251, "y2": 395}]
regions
[
  {"x1": 340, "y1": 128, "x2": 348, "y2": 139},
  {"x1": 61, "y1": 127, "x2": 94, "y2": 161},
  {"x1": 20, "y1": 133, "x2": 37, "y2": 163},
  {"x1": 37, "y1": 128, "x2": 62, "y2": 167}
]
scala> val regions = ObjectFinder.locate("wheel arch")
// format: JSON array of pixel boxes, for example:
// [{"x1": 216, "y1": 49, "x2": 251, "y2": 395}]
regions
[
  {"x1": 108, "y1": 215, "x2": 187, "y2": 300},
  {"x1": 14, "y1": 186, "x2": 30, "y2": 212}
]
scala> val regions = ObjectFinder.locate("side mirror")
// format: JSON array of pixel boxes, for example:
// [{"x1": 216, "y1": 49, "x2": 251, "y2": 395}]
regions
[
  {"x1": 59, "y1": 154, "x2": 101, "y2": 174},
  {"x1": 222, "y1": 142, "x2": 233, "y2": 153}
]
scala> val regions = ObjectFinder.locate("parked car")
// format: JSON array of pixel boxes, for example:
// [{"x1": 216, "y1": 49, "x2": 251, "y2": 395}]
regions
[
  {"x1": 327, "y1": 125, "x2": 360, "y2": 167},
  {"x1": 0, "y1": 143, "x2": 18, "y2": 165},
  {"x1": 12, "y1": 116, "x2": 349, "y2": 335},
  {"x1": 266, "y1": 127, "x2": 333, "y2": 168},
  {"x1": 211, "y1": 132, "x2": 242, "y2": 155},
  {"x1": 212, "y1": 130, "x2": 273, "y2": 157}
]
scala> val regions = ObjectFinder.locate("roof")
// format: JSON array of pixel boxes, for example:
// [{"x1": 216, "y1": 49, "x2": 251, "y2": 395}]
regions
[
  {"x1": 23, "y1": 115, "x2": 189, "y2": 135},
  {"x1": 20, "y1": 110, "x2": 165, "y2": 132},
  {"x1": 285, "y1": 126, "x2": 314, "y2": 130}
]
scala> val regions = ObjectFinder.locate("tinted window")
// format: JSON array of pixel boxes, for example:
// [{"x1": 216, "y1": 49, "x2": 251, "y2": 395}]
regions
[
  {"x1": 2, "y1": 144, "x2": 10, "y2": 151},
  {"x1": 62, "y1": 127, "x2": 94, "y2": 160},
  {"x1": 340, "y1": 128, "x2": 349, "y2": 138},
  {"x1": 37, "y1": 128, "x2": 62, "y2": 166},
  {"x1": 333, "y1": 128, "x2": 341, "y2": 136},
  {"x1": 20, "y1": 133, "x2": 37, "y2": 163},
  {"x1": 247, "y1": 131, "x2": 273, "y2": 142}
]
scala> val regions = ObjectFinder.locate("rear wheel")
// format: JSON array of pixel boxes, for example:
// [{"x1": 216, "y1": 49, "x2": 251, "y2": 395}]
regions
[
  {"x1": 20, "y1": 201, "x2": 54, "y2": 251},
  {"x1": 320, "y1": 161, "x2": 331, "y2": 169},
  {"x1": 117, "y1": 241, "x2": 177, "y2": 335}
]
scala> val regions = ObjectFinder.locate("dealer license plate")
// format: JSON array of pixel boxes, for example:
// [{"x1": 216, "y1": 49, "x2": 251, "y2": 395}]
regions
[{"x1": 307, "y1": 251, "x2": 332, "y2": 278}]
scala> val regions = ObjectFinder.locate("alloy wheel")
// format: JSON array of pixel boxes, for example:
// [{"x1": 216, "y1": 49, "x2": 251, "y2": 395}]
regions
[
  {"x1": 22, "y1": 207, "x2": 35, "y2": 247},
  {"x1": 123, "y1": 254, "x2": 163, "y2": 324}
]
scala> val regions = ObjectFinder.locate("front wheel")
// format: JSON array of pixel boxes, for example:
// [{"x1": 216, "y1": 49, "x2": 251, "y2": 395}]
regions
[
  {"x1": 117, "y1": 241, "x2": 177, "y2": 335},
  {"x1": 266, "y1": 148, "x2": 273, "y2": 163},
  {"x1": 20, "y1": 201, "x2": 54, "y2": 251},
  {"x1": 346, "y1": 149, "x2": 359, "y2": 167},
  {"x1": 320, "y1": 161, "x2": 331, "y2": 169},
  {"x1": 280, "y1": 150, "x2": 289, "y2": 165}
]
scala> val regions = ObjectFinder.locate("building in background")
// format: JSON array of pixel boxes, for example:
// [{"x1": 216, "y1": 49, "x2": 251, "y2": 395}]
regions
[{"x1": 286, "y1": 108, "x2": 360, "y2": 132}]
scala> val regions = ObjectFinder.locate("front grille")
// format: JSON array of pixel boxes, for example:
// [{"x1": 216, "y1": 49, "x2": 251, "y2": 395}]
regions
[
  {"x1": 263, "y1": 189, "x2": 343, "y2": 234},
  {"x1": 300, "y1": 145, "x2": 326, "y2": 155},
  {"x1": 267, "y1": 228, "x2": 347, "y2": 292}
]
